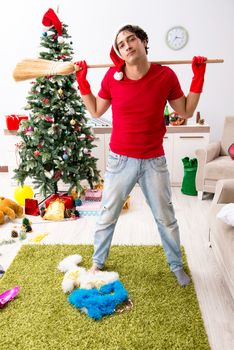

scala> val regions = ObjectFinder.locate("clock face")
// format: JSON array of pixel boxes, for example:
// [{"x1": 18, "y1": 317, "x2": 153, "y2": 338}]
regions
[{"x1": 166, "y1": 26, "x2": 188, "y2": 50}]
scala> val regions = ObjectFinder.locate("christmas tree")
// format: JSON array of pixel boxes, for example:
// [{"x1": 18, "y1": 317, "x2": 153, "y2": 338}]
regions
[{"x1": 14, "y1": 9, "x2": 100, "y2": 196}]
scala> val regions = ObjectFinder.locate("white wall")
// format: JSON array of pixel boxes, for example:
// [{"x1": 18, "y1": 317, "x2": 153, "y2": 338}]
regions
[{"x1": 1, "y1": 0, "x2": 234, "y2": 163}]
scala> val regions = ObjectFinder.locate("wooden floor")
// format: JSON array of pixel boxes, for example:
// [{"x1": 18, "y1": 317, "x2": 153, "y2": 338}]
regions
[{"x1": 0, "y1": 173, "x2": 234, "y2": 350}]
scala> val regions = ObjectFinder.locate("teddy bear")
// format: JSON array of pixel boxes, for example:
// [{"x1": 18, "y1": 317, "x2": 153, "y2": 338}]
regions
[
  {"x1": 58, "y1": 254, "x2": 119, "y2": 293},
  {"x1": 0, "y1": 197, "x2": 24, "y2": 224}
]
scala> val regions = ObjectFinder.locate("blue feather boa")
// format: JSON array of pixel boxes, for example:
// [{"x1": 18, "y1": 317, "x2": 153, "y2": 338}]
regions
[{"x1": 68, "y1": 280, "x2": 128, "y2": 320}]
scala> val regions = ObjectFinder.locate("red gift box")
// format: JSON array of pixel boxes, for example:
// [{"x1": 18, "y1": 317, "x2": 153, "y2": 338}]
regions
[
  {"x1": 45, "y1": 194, "x2": 74, "y2": 209},
  {"x1": 25, "y1": 198, "x2": 40, "y2": 216},
  {"x1": 6, "y1": 115, "x2": 28, "y2": 130}
]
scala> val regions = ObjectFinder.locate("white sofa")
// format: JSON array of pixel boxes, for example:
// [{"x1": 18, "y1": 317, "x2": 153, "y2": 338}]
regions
[
  {"x1": 209, "y1": 179, "x2": 234, "y2": 300},
  {"x1": 195, "y1": 116, "x2": 234, "y2": 199}
]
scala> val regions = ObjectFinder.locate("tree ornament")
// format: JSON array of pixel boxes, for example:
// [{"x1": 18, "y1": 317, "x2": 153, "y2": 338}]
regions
[
  {"x1": 53, "y1": 124, "x2": 59, "y2": 132},
  {"x1": 58, "y1": 88, "x2": 63, "y2": 96},
  {"x1": 42, "y1": 98, "x2": 49, "y2": 104},
  {"x1": 48, "y1": 127, "x2": 54, "y2": 135},
  {"x1": 42, "y1": 25, "x2": 52, "y2": 32},
  {"x1": 42, "y1": 32, "x2": 47, "y2": 37},
  {"x1": 70, "y1": 119, "x2": 76, "y2": 126},
  {"x1": 75, "y1": 125, "x2": 81, "y2": 132},
  {"x1": 75, "y1": 199, "x2": 82, "y2": 206},
  {"x1": 45, "y1": 170, "x2": 53, "y2": 179},
  {"x1": 46, "y1": 30, "x2": 54, "y2": 36},
  {"x1": 63, "y1": 153, "x2": 69, "y2": 160},
  {"x1": 83, "y1": 148, "x2": 90, "y2": 154},
  {"x1": 79, "y1": 134, "x2": 86, "y2": 140},
  {"x1": 23, "y1": 126, "x2": 34, "y2": 134},
  {"x1": 34, "y1": 150, "x2": 40, "y2": 156},
  {"x1": 57, "y1": 54, "x2": 67, "y2": 60},
  {"x1": 57, "y1": 36, "x2": 64, "y2": 44},
  {"x1": 53, "y1": 170, "x2": 62, "y2": 181},
  {"x1": 45, "y1": 115, "x2": 54, "y2": 122},
  {"x1": 66, "y1": 106, "x2": 75, "y2": 115}
]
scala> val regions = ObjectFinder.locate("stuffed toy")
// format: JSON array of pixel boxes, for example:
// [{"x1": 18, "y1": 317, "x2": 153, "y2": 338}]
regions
[
  {"x1": 58, "y1": 254, "x2": 129, "y2": 320},
  {"x1": 68, "y1": 280, "x2": 128, "y2": 320},
  {"x1": 0, "y1": 197, "x2": 24, "y2": 224},
  {"x1": 58, "y1": 254, "x2": 119, "y2": 293}
]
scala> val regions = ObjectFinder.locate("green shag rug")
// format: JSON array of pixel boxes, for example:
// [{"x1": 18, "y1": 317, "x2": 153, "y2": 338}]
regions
[{"x1": 0, "y1": 245, "x2": 210, "y2": 350}]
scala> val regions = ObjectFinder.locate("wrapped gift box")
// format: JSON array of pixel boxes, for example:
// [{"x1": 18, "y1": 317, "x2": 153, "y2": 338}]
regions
[
  {"x1": 25, "y1": 198, "x2": 40, "y2": 216},
  {"x1": 77, "y1": 196, "x2": 129, "y2": 217},
  {"x1": 85, "y1": 189, "x2": 102, "y2": 201},
  {"x1": 6, "y1": 115, "x2": 28, "y2": 130},
  {"x1": 76, "y1": 201, "x2": 101, "y2": 216},
  {"x1": 45, "y1": 193, "x2": 74, "y2": 209}
]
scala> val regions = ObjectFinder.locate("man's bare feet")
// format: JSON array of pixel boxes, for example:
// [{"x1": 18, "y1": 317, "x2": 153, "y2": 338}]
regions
[{"x1": 89, "y1": 263, "x2": 101, "y2": 273}]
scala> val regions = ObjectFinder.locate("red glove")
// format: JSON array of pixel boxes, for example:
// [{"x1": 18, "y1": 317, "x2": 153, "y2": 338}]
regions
[
  {"x1": 190, "y1": 56, "x2": 207, "y2": 93},
  {"x1": 74, "y1": 60, "x2": 91, "y2": 95}
]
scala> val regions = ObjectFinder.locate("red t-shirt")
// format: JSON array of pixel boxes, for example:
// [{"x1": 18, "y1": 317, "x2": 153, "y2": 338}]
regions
[{"x1": 98, "y1": 64, "x2": 184, "y2": 158}]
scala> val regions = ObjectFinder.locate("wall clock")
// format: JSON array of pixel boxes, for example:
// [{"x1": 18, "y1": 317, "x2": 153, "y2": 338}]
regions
[{"x1": 166, "y1": 26, "x2": 189, "y2": 50}]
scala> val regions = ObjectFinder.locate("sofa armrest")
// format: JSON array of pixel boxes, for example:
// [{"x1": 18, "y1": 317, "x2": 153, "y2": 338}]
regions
[
  {"x1": 196, "y1": 142, "x2": 221, "y2": 163},
  {"x1": 212, "y1": 179, "x2": 234, "y2": 205},
  {"x1": 195, "y1": 142, "x2": 221, "y2": 191}
]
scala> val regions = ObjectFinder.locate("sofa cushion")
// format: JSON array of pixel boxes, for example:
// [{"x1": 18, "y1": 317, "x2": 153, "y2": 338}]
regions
[
  {"x1": 205, "y1": 156, "x2": 234, "y2": 180},
  {"x1": 217, "y1": 203, "x2": 234, "y2": 226}
]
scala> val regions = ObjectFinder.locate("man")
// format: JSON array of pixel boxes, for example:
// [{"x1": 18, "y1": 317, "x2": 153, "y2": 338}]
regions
[{"x1": 74, "y1": 25, "x2": 206, "y2": 287}]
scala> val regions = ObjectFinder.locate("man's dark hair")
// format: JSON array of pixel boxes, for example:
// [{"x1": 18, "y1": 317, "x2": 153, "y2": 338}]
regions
[{"x1": 114, "y1": 25, "x2": 149, "y2": 54}]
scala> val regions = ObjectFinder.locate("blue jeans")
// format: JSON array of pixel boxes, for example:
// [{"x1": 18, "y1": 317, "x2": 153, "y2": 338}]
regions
[{"x1": 93, "y1": 151, "x2": 183, "y2": 272}]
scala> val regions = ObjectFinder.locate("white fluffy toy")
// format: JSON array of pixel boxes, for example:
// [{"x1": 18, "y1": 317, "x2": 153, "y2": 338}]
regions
[{"x1": 58, "y1": 254, "x2": 119, "y2": 293}]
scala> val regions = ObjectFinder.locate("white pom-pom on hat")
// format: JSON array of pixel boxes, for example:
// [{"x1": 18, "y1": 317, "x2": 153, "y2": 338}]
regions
[
  {"x1": 114, "y1": 71, "x2": 124, "y2": 80},
  {"x1": 42, "y1": 25, "x2": 53, "y2": 32}
]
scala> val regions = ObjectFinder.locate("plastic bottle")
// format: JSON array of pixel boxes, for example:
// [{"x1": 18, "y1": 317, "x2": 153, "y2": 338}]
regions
[{"x1": 164, "y1": 104, "x2": 170, "y2": 126}]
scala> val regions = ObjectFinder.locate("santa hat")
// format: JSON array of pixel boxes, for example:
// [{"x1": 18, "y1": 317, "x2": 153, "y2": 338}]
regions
[
  {"x1": 42, "y1": 8, "x2": 62, "y2": 36},
  {"x1": 110, "y1": 46, "x2": 125, "y2": 81},
  {"x1": 110, "y1": 24, "x2": 130, "y2": 81}
]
